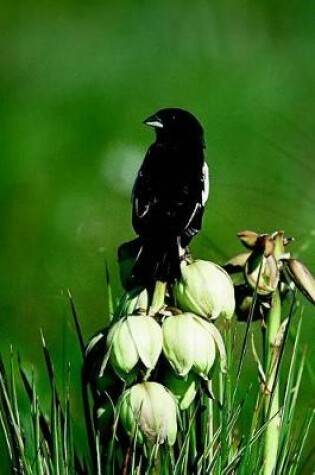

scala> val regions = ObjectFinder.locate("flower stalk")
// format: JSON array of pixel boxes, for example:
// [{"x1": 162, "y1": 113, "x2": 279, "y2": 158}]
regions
[
  {"x1": 263, "y1": 289, "x2": 281, "y2": 475},
  {"x1": 150, "y1": 280, "x2": 167, "y2": 315}
]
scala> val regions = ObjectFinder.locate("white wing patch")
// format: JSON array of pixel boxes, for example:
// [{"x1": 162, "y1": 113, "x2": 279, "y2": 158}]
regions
[
  {"x1": 201, "y1": 162, "x2": 209, "y2": 206},
  {"x1": 185, "y1": 203, "x2": 200, "y2": 230},
  {"x1": 135, "y1": 198, "x2": 150, "y2": 218}
]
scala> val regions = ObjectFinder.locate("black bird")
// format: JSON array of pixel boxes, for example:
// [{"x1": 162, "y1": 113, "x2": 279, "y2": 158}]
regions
[{"x1": 119, "y1": 107, "x2": 209, "y2": 288}]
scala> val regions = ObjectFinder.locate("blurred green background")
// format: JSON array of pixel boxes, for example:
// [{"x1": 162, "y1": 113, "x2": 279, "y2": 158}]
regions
[{"x1": 1, "y1": 0, "x2": 315, "y2": 470}]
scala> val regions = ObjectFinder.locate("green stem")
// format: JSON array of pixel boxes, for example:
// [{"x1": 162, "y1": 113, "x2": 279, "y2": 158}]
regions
[
  {"x1": 150, "y1": 281, "x2": 166, "y2": 316},
  {"x1": 219, "y1": 322, "x2": 233, "y2": 472},
  {"x1": 263, "y1": 290, "x2": 281, "y2": 475},
  {"x1": 203, "y1": 387, "x2": 213, "y2": 474},
  {"x1": 225, "y1": 323, "x2": 233, "y2": 464},
  {"x1": 189, "y1": 403, "x2": 197, "y2": 466}
]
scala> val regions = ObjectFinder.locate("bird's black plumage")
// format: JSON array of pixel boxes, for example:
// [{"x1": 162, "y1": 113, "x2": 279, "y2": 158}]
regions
[{"x1": 121, "y1": 108, "x2": 209, "y2": 288}]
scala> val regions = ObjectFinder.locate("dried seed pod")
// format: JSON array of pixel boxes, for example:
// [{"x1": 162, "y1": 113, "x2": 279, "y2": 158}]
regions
[
  {"x1": 286, "y1": 259, "x2": 315, "y2": 304},
  {"x1": 245, "y1": 253, "x2": 279, "y2": 296},
  {"x1": 237, "y1": 230, "x2": 260, "y2": 249},
  {"x1": 224, "y1": 252, "x2": 251, "y2": 274}
]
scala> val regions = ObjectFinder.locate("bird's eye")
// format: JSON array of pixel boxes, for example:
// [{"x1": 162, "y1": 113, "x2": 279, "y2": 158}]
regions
[{"x1": 171, "y1": 115, "x2": 176, "y2": 121}]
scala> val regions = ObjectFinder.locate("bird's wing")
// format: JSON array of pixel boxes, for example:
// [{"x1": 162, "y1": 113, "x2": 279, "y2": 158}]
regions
[
  {"x1": 132, "y1": 149, "x2": 157, "y2": 234},
  {"x1": 182, "y1": 161, "x2": 209, "y2": 243},
  {"x1": 133, "y1": 146, "x2": 209, "y2": 240}
]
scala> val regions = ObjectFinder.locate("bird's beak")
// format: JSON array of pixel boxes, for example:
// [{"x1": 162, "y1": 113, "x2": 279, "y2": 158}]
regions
[{"x1": 143, "y1": 114, "x2": 163, "y2": 129}]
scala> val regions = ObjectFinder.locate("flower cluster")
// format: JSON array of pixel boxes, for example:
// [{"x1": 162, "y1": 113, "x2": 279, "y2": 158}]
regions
[
  {"x1": 85, "y1": 257, "x2": 235, "y2": 447},
  {"x1": 225, "y1": 230, "x2": 315, "y2": 322}
]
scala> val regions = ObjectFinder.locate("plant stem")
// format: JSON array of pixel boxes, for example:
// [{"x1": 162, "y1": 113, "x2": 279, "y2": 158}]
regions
[
  {"x1": 263, "y1": 290, "x2": 281, "y2": 475},
  {"x1": 225, "y1": 322, "x2": 233, "y2": 465},
  {"x1": 81, "y1": 369, "x2": 97, "y2": 473},
  {"x1": 203, "y1": 388, "x2": 213, "y2": 474},
  {"x1": 219, "y1": 321, "x2": 233, "y2": 472},
  {"x1": 150, "y1": 281, "x2": 166, "y2": 315},
  {"x1": 189, "y1": 403, "x2": 197, "y2": 466}
]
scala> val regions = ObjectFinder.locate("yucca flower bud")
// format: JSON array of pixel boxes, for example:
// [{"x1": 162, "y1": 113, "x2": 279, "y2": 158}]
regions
[
  {"x1": 245, "y1": 252, "x2": 279, "y2": 295},
  {"x1": 162, "y1": 312, "x2": 226, "y2": 379},
  {"x1": 107, "y1": 315, "x2": 162, "y2": 381},
  {"x1": 173, "y1": 260, "x2": 235, "y2": 320},
  {"x1": 120, "y1": 382, "x2": 177, "y2": 445},
  {"x1": 115, "y1": 287, "x2": 149, "y2": 318}
]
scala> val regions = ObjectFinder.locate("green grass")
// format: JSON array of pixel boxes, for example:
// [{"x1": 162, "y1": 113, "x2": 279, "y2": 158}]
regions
[{"x1": 0, "y1": 269, "x2": 313, "y2": 474}]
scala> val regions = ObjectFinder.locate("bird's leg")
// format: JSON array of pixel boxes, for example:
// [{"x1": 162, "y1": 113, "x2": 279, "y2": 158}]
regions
[{"x1": 149, "y1": 280, "x2": 166, "y2": 316}]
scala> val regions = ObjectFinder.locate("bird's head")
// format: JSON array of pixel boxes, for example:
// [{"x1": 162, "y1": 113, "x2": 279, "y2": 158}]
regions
[{"x1": 143, "y1": 108, "x2": 204, "y2": 146}]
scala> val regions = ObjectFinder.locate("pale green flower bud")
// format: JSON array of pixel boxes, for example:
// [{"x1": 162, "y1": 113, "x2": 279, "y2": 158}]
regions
[
  {"x1": 245, "y1": 252, "x2": 279, "y2": 295},
  {"x1": 115, "y1": 287, "x2": 149, "y2": 318},
  {"x1": 162, "y1": 312, "x2": 227, "y2": 379},
  {"x1": 107, "y1": 315, "x2": 162, "y2": 381},
  {"x1": 173, "y1": 260, "x2": 235, "y2": 320},
  {"x1": 120, "y1": 382, "x2": 177, "y2": 445}
]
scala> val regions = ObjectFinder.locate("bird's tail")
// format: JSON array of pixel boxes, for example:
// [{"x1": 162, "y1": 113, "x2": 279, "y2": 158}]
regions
[{"x1": 118, "y1": 237, "x2": 181, "y2": 289}]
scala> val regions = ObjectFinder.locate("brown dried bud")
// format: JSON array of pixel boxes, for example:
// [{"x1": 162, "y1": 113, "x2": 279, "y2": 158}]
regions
[
  {"x1": 245, "y1": 253, "x2": 279, "y2": 295},
  {"x1": 286, "y1": 259, "x2": 315, "y2": 304},
  {"x1": 262, "y1": 235, "x2": 275, "y2": 257},
  {"x1": 237, "y1": 231, "x2": 260, "y2": 250},
  {"x1": 224, "y1": 253, "x2": 251, "y2": 274},
  {"x1": 272, "y1": 231, "x2": 285, "y2": 260}
]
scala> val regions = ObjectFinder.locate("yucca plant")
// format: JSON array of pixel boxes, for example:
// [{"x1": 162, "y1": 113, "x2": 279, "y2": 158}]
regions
[{"x1": 0, "y1": 231, "x2": 314, "y2": 474}]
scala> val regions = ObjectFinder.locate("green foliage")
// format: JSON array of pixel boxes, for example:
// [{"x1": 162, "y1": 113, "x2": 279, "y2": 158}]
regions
[
  {"x1": 0, "y1": 346, "x2": 85, "y2": 474},
  {"x1": 0, "y1": 272, "x2": 313, "y2": 474}
]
